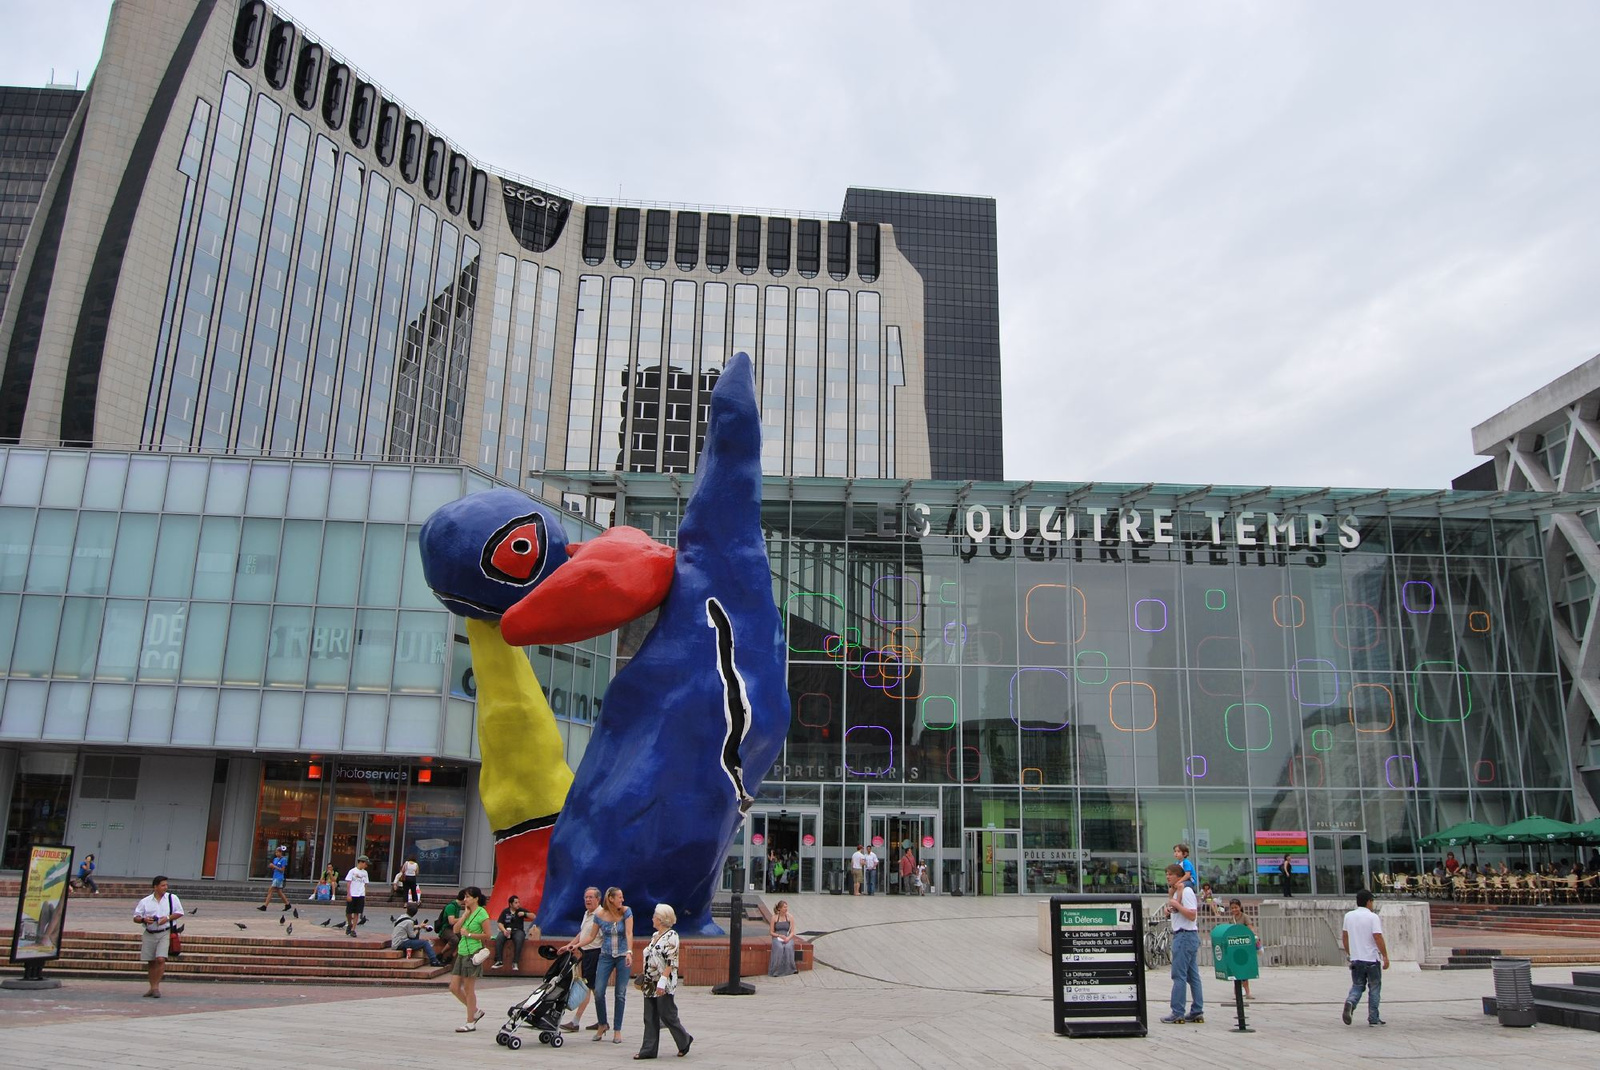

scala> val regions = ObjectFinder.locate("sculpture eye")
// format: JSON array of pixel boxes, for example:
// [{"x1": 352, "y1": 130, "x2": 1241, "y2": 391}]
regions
[{"x1": 489, "y1": 523, "x2": 542, "y2": 580}]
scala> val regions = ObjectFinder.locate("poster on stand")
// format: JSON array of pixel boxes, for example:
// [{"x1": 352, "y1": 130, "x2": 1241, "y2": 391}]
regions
[
  {"x1": 9, "y1": 844, "x2": 74, "y2": 963},
  {"x1": 1050, "y1": 894, "x2": 1147, "y2": 1038}
]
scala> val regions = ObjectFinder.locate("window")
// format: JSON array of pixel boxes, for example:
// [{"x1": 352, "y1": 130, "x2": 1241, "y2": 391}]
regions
[
  {"x1": 675, "y1": 212, "x2": 700, "y2": 269},
  {"x1": 399, "y1": 119, "x2": 423, "y2": 183},
  {"x1": 347, "y1": 81, "x2": 375, "y2": 147},
  {"x1": 644, "y1": 209, "x2": 669, "y2": 269},
  {"x1": 797, "y1": 219, "x2": 820, "y2": 277},
  {"x1": 374, "y1": 100, "x2": 400, "y2": 165},
  {"x1": 613, "y1": 207, "x2": 640, "y2": 268},
  {"x1": 856, "y1": 223, "x2": 880, "y2": 282},
  {"x1": 706, "y1": 213, "x2": 731, "y2": 272},
  {"x1": 582, "y1": 206, "x2": 608, "y2": 265},
  {"x1": 423, "y1": 136, "x2": 446, "y2": 199},
  {"x1": 736, "y1": 215, "x2": 761, "y2": 274},
  {"x1": 233, "y1": 1, "x2": 266, "y2": 67},
  {"x1": 321, "y1": 63, "x2": 350, "y2": 129},
  {"x1": 767, "y1": 218, "x2": 791, "y2": 276},
  {"x1": 445, "y1": 153, "x2": 468, "y2": 215},
  {"x1": 293, "y1": 42, "x2": 323, "y2": 110},
  {"x1": 827, "y1": 221, "x2": 851, "y2": 280},
  {"x1": 80, "y1": 755, "x2": 140, "y2": 800},
  {"x1": 466, "y1": 169, "x2": 488, "y2": 230},
  {"x1": 264, "y1": 19, "x2": 295, "y2": 89}
]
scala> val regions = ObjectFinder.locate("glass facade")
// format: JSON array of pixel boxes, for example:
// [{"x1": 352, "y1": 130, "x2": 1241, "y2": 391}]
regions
[{"x1": 606, "y1": 475, "x2": 1582, "y2": 896}]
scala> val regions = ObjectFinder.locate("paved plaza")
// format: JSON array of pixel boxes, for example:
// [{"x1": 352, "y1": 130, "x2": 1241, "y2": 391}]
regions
[{"x1": 3, "y1": 892, "x2": 1597, "y2": 1068}]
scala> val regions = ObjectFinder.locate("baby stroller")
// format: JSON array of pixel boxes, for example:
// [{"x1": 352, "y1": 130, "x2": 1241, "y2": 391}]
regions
[{"x1": 496, "y1": 945, "x2": 579, "y2": 1051}]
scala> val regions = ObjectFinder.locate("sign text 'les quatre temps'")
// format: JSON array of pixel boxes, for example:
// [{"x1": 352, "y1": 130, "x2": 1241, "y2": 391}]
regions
[{"x1": 880, "y1": 502, "x2": 1364, "y2": 550}]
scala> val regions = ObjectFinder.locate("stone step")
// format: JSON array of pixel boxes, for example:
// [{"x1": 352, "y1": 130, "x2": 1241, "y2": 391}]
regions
[
  {"x1": 1572, "y1": 971, "x2": 1600, "y2": 990},
  {"x1": 1533, "y1": 982, "x2": 1600, "y2": 1009}
]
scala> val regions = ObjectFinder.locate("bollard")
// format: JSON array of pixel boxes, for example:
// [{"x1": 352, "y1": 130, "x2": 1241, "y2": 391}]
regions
[
  {"x1": 712, "y1": 889, "x2": 755, "y2": 995},
  {"x1": 1231, "y1": 979, "x2": 1253, "y2": 1032}
]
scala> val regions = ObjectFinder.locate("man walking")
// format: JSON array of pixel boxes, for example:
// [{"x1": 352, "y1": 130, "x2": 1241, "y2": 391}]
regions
[
  {"x1": 1341, "y1": 889, "x2": 1390, "y2": 1026},
  {"x1": 133, "y1": 875, "x2": 184, "y2": 999},
  {"x1": 850, "y1": 845, "x2": 866, "y2": 895},
  {"x1": 558, "y1": 886, "x2": 604, "y2": 1031},
  {"x1": 1160, "y1": 862, "x2": 1203, "y2": 1024},
  {"x1": 344, "y1": 854, "x2": 371, "y2": 937},
  {"x1": 258, "y1": 844, "x2": 292, "y2": 911}
]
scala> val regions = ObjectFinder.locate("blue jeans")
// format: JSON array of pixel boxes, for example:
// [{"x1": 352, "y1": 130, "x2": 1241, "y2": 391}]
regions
[
  {"x1": 866, "y1": 869, "x2": 878, "y2": 895},
  {"x1": 1346, "y1": 960, "x2": 1382, "y2": 1022},
  {"x1": 1169, "y1": 929, "x2": 1203, "y2": 1018},
  {"x1": 395, "y1": 938, "x2": 439, "y2": 965},
  {"x1": 593, "y1": 950, "x2": 631, "y2": 1029}
]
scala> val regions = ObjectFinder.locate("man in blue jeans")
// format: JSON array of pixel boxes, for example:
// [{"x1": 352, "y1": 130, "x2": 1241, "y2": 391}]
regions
[
  {"x1": 1160, "y1": 862, "x2": 1204, "y2": 1024},
  {"x1": 1341, "y1": 889, "x2": 1390, "y2": 1026}
]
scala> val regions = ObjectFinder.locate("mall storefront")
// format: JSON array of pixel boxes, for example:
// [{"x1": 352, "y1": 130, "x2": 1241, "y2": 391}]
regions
[
  {"x1": 0, "y1": 449, "x2": 606, "y2": 886},
  {"x1": 588, "y1": 472, "x2": 1593, "y2": 898}
]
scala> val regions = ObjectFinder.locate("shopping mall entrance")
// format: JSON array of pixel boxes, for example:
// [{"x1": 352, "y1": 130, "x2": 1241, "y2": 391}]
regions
[
  {"x1": 964, "y1": 829, "x2": 1021, "y2": 895},
  {"x1": 1311, "y1": 831, "x2": 1370, "y2": 896},
  {"x1": 867, "y1": 810, "x2": 939, "y2": 894},
  {"x1": 736, "y1": 808, "x2": 821, "y2": 894}
]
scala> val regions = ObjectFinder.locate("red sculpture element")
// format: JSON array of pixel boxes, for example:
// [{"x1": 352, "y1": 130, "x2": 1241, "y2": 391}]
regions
[
  {"x1": 501, "y1": 526, "x2": 676, "y2": 646},
  {"x1": 488, "y1": 521, "x2": 544, "y2": 581}
]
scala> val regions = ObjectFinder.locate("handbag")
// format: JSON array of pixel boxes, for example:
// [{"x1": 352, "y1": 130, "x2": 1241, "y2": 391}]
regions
[
  {"x1": 168, "y1": 926, "x2": 183, "y2": 958},
  {"x1": 471, "y1": 946, "x2": 492, "y2": 966}
]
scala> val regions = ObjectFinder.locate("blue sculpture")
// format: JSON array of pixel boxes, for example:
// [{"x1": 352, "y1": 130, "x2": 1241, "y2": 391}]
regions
[
  {"x1": 417, "y1": 353, "x2": 789, "y2": 933},
  {"x1": 534, "y1": 353, "x2": 790, "y2": 936}
]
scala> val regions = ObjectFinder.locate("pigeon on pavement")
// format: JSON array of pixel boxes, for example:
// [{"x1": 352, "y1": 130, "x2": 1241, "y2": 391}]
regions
[
  {"x1": 292, "y1": 908, "x2": 300, "y2": 919},
  {"x1": 234, "y1": 922, "x2": 248, "y2": 929},
  {"x1": 320, "y1": 918, "x2": 332, "y2": 927},
  {"x1": 278, "y1": 914, "x2": 285, "y2": 925},
  {"x1": 286, "y1": 924, "x2": 294, "y2": 936}
]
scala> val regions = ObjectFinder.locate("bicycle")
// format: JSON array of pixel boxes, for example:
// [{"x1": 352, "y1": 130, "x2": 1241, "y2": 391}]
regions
[{"x1": 1144, "y1": 917, "x2": 1172, "y2": 969}]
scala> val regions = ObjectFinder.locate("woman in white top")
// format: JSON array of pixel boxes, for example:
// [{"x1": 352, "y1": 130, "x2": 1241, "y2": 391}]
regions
[{"x1": 634, "y1": 903, "x2": 693, "y2": 1059}]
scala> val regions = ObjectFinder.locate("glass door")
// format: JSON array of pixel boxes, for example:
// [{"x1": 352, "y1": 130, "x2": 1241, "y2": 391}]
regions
[
  {"x1": 330, "y1": 810, "x2": 395, "y2": 880},
  {"x1": 1311, "y1": 831, "x2": 1369, "y2": 895},
  {"x1": 867, "y1": 810, "x2": 939, "y2": 895},
  {"x1": 739, "y1": 809, "x2": 822, "y2": 894},
  {"x1": 964, "y1": 829, "x2": 1020, "y2": 895}
]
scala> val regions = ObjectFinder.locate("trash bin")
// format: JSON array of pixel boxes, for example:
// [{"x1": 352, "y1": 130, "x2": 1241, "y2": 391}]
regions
[{"x1": 1491, "y1": 956, "x2": 1537, "y2": 1027}]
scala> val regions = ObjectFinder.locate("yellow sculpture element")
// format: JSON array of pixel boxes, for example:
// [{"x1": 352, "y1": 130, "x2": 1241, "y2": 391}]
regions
[{"x1": 466, "y1": 616, "x2": 573, "y2": 832}]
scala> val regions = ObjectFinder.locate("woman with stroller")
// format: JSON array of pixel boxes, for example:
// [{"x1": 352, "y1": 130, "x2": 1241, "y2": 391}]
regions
[
  {"x1": 448, "y1": 886, "x2": 490, "y2": 1032},
  {"x1": 570, "y1": 886, "x2": 634, "y2": 1045},
  {"x1": 768, "y1": 899, "x2": 797, "y2": 976},
  {"x1": 634, "y1": 903, "x2": 693, "y2": 1059}
]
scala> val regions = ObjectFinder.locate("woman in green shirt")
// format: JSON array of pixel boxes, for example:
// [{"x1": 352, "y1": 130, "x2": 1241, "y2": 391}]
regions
[{"x1": 449, "y1": 886, "x2": 490, "y2": 1031}]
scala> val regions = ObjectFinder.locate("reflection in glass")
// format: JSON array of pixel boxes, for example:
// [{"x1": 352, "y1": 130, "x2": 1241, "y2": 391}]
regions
[
  {"x1": 333, "y1": 172, "x2": 392, "y2": 456},
  {"x1": 387, "y1": 205, "x2": 439, "y2": 459},
  {"x1": 564, "y1": 275, "x2": 604, "y2": 469},
  {"x1": 198, "y1": 93, "x2": 281, "y2": 450},
  {"x1": 145, "y1": 98, "x2": 212, "y2": 445},
  {"x1": 597, "y1": 276, "x2": 637, "y2": 472},
  {"x1": 823, "y1": 290, "x2": 849, "y2": 477},
  {"x1": 162, "y1": 74, "x2": 252, "y2": 447},
  {"x1": 855, "y1": 291, "x2": 880, "y2": 477},
  {"x1": 362, "y1": 189, "x2": 415, "y2": 458},
  {"x1": 760, "y1": 286, "x2": 788, "y2": 475},
  {"x1": 270, "y1": 133, "x2": 340, "y2": 453}
]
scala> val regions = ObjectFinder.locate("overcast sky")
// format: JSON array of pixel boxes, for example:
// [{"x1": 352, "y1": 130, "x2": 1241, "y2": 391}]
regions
[{"x1": 5, "y1": 1, "x2": 1598, "y2": 490}]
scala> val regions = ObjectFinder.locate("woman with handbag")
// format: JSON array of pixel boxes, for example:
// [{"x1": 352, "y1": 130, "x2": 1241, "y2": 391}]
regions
[
  {"x1": 634, "y1": 903, "x2": 693, "y2": 1059},
  {"x1": 448, "y1": 886, "x2": 490, "y2": 1032},
  {"x1": 571, "y1": 886, "x2": 634, "y2": 1044}
]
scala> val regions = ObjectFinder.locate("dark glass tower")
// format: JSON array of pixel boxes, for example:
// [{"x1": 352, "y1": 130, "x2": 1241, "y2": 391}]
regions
[
  {"x1": 842, "y1": 188, "x2": 1003, "y2": 480},
  {"x1": 0, "y1": 86, "x2": 83, "y2": 308}
]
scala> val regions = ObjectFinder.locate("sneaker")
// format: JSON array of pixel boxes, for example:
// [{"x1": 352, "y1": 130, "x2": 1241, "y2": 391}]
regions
[
  {"x1": 489, "y1": 962, "x2": 503, "y2": 969},
  {"x1": 1342, "y1": 1001, "x2": 1355, "y2": 1025},
  {"x1": 1368, "y1": 1019, "x2": 1386, "y2": 1027},
  {"x1": 1159, "y1": 1014, "x2": 1185, "y2": 1024},
  {"x1": 1183, "y1": 1014, "x2": 1204, "y2": 1024},
  {"x1": 512, "y1": 965, "x2": 519, "y2": 972},
  {"x1": 256, "y1": 905, "x2": 267, "y2": 911}
]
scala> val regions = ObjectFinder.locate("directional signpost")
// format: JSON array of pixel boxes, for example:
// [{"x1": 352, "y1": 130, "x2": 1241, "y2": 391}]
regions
[{"x1": 1050, "y1": 894, "x2": 1147, "y2": 1038}]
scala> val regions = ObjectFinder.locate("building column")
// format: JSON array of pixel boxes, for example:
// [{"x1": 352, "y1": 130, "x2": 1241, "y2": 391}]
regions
[
  {"x1": 214, "y1": 757, "x2": 262, "y2": 881},
  {"x1": 460, "y1": 764, "x2": 495, "y2": 890},
  {"x1": 0, "y1": 747, "x2": 17, "y2": 865}
]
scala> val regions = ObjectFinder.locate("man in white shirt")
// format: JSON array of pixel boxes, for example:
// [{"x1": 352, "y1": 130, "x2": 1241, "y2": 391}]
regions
[
  {"x1": 344, "y1": 855, "x2": 371, "y2": 937},
  {"x1": 864, "y1": 846, "x2": 880, "y2": 895},
  {"x1": 1160, "y1": 862, "x2": 1203, "y2": 1024},
  {"x1": 132, "y1": 875, "x2": 184, "y2": 999},
  {"x1": 1341, "y1": 889, "x2": 1390, "y2": 1026},
  {"x1": 850, "y1": 846, "x2": 866, "y2": 895}
]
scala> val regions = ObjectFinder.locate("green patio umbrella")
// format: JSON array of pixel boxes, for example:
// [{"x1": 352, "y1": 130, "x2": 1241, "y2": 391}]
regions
[
  {"x1": 1567, "y1": 816, "x2": 1600, "y2": 845},
  {"x1": 1487, "y1": 816, "x2": 1580, "y2": 844},
  {"x1": 1417, "y1": 821, "x2": 1499, "y2": 847}
]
